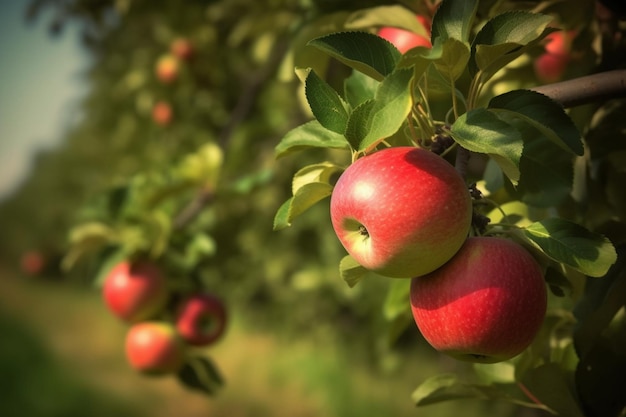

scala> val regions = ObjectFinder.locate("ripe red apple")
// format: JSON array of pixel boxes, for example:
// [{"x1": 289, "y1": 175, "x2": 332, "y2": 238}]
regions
[
  {"x1": 410, "y1": 237, "x2": 547, "y2": 363},
  {"x1": 378, "y1": 15, "x2": 432, "y2": 53},
  {"x1": 330, "y1": 146, "x2": 472, "y2": 278},
  {"x1": 170, "y1": 37, "x2": 194, "y2": 61},
  {"x1": 155, "y1": 54, "x2": 180, "y2": 84},
  {"x1": 175, "y1": 293, "x2": 228, "y2": 346},
  {"x1": 125, "y1": 321, "x2": 186, "y2": 374},
  {"x1": 152, "y1": 100, "x2": 173, "y2": 126},
  {"x1": 102, "y1": 260, "x2": 168, "y2": 323},
  {"x1": 20, "y1": 250, "x2": 45, "y2": 276},
  {"x1": 533, "y1": 30, "x2": 575, "y2": 83}
]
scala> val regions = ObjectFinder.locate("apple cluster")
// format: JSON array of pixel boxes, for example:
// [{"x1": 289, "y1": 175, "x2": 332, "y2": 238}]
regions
[
  {"x1": 329, "y1": 146, "x2": 547, "y2": 363},
  {"x1": 102, "y1": 260, "x2": 227, "y2": 375},
  {"x1": 151, "y1": 37, "x2": 195, "y2": 127}
]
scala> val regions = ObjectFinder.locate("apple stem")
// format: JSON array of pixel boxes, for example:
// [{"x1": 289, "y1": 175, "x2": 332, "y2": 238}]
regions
[{"x1": 516, "y1": 381, "x2": 549, "y2": 410}]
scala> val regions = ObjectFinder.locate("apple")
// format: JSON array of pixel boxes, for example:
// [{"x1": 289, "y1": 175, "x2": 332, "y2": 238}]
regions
[
  {"x1": 155, "y1": 54, "x2": 180, "y2": 84},
  {"x1": 410, "y1": 237, "x2": 547, "y2": 363},
  {"x1": 125, "y1": 321, "x2": 186, "y2": 374},
  {"x1": 330, "y1": 146, "x2": 472, "y2": 278},
  {"x1": 378, "y1": 15, "x2": 432, "y2": 53},
  {"x1": 152, "y1": 100, "x2": 173, "y2": 126},
  {"x1": 533, "y1": 30, "x2": 575, "y2": 83},
  {"x1": 175, "y1": 293, "x2": 228, "y2": 346},
  {"x1": 20, "y1": 250, "x2": 45, "y2": 276},
  {"x1": 102, "y1": 260, "x2": 168, "y2": 323},
  {"x1": 170, "y1": 37, "x2": 194, "y2": 61}
]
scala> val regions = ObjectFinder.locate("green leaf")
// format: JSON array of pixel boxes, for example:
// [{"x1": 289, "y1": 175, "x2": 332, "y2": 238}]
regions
[
  {"x1": 413, "y1": 373, "x2": 554, "y2": 411},
  {"x1": 488, "y1": 90, "x2": 584, "y2": 156},
  {"x1": 516, "y1": 132, "x2": 574, "y2": 208},
  {"x1": 451, "y1": 108, "x2": 523, "y2": 183},
  {"x1": 305, "y1": 69, "x2": 349, "y2": 134},
  {"x1": 383, "y1": 279, "x2": 411, "y2": 320},
  {"x1": 470, "y1": 11, "x2": 554, "y2": 78},
  {"x1": 62, "y1": 222, "x2": 117, "y2": 270},
  {"x1": 345, "y1": 5, "x2": 429, "y2": 38},
  {"x1": 521, "y1": 363, "x2": 585, "y2": 417},
  {"x1": 292, "y1": 162, "x2": 343, "y2": 195},
  {"x1": 473, "y1": 362, "x2": 515, "y2": 385},
  {"x1": 345, "y1": 68, "x2": 414, "y2": 152},
  {"x1": 177, "y1": 355, "x2": 224, "y2": 396},
  {"x1": 184, "y1": 233, "x2": 216, "y2": 267},
  {"x1": 343, "y1": 70, "x2": 379, "y2": 108},
  {"x1": 308, "y1": 31, "x2": 401, "y2": 81},
  {"x1": 431, "y1": 37, "x2": 471, "y2": 81},
  {"x1": 430, "y1": 0, "x2": 478, "y2": 44},
  {"x1": 275, "y1": 120, "x2": 349, "y2": 158},
  {"x1": 340, "y1": 255, "x2": 368, "y2": 288},
  {"x1": 272, "y1": 182, "x2": 333, "y2": 230},
  {"x1": 521, "y1": 218, "x2": 617, "y2": 277}
]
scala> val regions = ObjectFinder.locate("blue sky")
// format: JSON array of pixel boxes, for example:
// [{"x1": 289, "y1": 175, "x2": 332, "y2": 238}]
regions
[{"x1": 0, "y1": 0, "x2": 89, "y2": 201}]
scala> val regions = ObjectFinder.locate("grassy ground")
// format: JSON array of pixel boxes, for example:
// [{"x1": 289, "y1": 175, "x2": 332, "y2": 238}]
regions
[{"x1": 0, "y1": 268, "x2": 517, "y2": 417}]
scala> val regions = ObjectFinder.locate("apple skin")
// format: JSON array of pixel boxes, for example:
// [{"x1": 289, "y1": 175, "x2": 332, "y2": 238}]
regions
[
  {"x1": 175, "y1": 293, "x2": 228, "y2": 346},
  {"x1": 125, "y1": 321, "x2": 186, "y2": 374},
  {"x1": 152, "y1": 100, "x2": 173, "y2": 126},
  {"x1": 410, "y1": 237, "x2": 547, "y2": 363},
  {"x1": 102, "y1": 261, "x2": 168, "y2": 323},
  {"x1": 330, "y1": 146, "x2": 472, "y2": 278},
  {"x1": 533, "y1": 31, "x2": 574, "y2": 83},
  {"x1": 378, "y1": 15, "x2": 432, "y2": 53},
  {"x1": 155, "y1": 54, "x2": 180, "y2": 84}
]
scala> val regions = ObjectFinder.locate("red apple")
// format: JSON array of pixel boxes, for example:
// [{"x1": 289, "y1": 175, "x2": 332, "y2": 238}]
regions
[
  {"x1": 20, "y1": 250, "x2": 45, "y2": 276},
  {"x1": 152, "y1": 100, "x2": 173, "y2": 126},
  {"x1": 533, "y1": 30, "x2": 575, "y2": 83},
  {"x1": 170, "y1": 38, "x2": 194, "y2": 61},
  {"x1": 102, "y1": 260, "x2": 168, "y2": 323},
  {"x1": 125, "y1": 321, "x2": 186, "y2": 374},
  {"x1": 330, "y1": 146, "x2": 472, "y2": 278},
  {"x1": 410, "y1": 237, "x2": 547, "y2": 363},
  {"x1": 175, "y1": 293, "x2": 228, "y2": 346},
  {"x1": 378, "y1": 15, "x2": 432, "y2": 53},
  {"x1": 155, "y1": 54, "x2": 180, "y2": 84}
]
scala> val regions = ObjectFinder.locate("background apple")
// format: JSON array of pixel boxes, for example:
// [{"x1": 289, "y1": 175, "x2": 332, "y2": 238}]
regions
[
  {"x1": 155, "y1": 54, "x2": 180, "y2": 84},
  {"x1": 410, "y1": 237, "x2": 547, "y2": 363},
  {"x1": 125, "y1": 321, "x2": 186, "y2": 374},
  {"x1": 152, "y1": 100, "x2": 173, "y2": 126},
  {"x1": 330, "y1": 146, "x2": 472, "y2": 278},
  {"x1": 170, "y1": 37, "x2": 194, "y2": 61},
  {"x1": 377, "y1": 15, "x2": 432, "y2": 53},
  {"x1": 102, "y1": 260, "x2": 169, "y2": 322},
  {"x1": 175, "y1": 293, "x2": 228, "y2": 346},
  {"x1": 533, "y1": 30, "x2": 575, "y2": 83},
  {"x1": 20, "y1": 250, "x2": 45, "y2": 276}
]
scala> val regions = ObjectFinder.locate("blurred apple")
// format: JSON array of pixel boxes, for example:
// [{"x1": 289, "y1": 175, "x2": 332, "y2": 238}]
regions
[
  {"x1": 170, "y1": 37, "x2": 194, "y2": 61},
  {"x1": 125, "y1": 321, "x2": 186, "y2": 374},
  {"x1": 410, "y1": 237, "x2": 547, "y2": 363},
  {"x1": 152, "y1": 100, "x2": 173, "y2": 126},
  {"x1": 330, "y1": 146, "x2": 472, "y2": 278},
  {"x1": 155, "y1": 54, "x2": 180, "y2": 84},
  {"x1": 20, "y1": 250, "x2": 45, "y2": 276},
  {"x1": 102, "y1": 260, "x2": 169, "y2": 323},
  {"x1": 175, "y1": 293, "x2": 228, "y2": 346},
  {"x1": 533, "y1": 30, "x2": 576, "y2": 83},
  {"x1": 378, "y1": 15, "x2": 432, "y2": 53}
]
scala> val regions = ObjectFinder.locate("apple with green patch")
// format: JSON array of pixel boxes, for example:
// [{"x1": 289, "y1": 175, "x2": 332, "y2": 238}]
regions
[
  {"x1": 175, "y1": 293, "x2": 228, "y2": 346},
  {"x1": 125, "y1": 321, "x2": 186, "y2": 374},
  {"x1": 330, "y1": 146, "x2": 472, "y2": 278}
]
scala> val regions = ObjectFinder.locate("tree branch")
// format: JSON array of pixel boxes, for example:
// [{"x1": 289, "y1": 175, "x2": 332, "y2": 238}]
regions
[{"x1": 530, "y1": 69, "x2": 626, "y2": 108}]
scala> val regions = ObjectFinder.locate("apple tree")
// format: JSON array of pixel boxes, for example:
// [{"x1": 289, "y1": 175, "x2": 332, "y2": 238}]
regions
[{"x1": 5, "y1": 0, "x2": 626, "y2": 415}]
